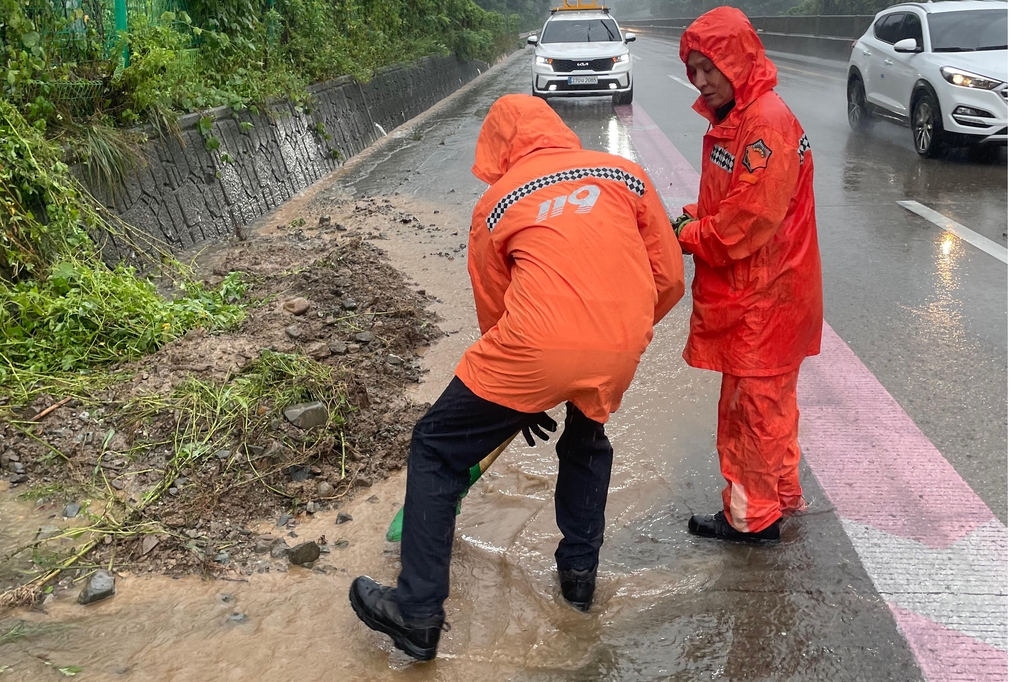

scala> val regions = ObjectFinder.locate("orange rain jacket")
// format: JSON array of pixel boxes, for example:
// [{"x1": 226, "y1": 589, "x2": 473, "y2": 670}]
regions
[
  {"x1": 453, "y1": 95, "x2": 686, "y2": 423},
  {"x1": 679, "y1": 8, "x2": 823, "y2": 377}
]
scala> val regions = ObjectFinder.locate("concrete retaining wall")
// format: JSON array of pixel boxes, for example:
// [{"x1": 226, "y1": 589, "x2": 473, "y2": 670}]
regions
[
  {"x1": 622, "y1": 14, "x2": 874, "y2": 63},
  {"x1": 92, "y1": 55, "x2": 489, "y2": 260}
]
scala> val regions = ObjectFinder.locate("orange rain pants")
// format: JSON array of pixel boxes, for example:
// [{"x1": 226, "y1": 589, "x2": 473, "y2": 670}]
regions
[{"x1": 718, "y1": 368, "x2": 806, "y2": 533}]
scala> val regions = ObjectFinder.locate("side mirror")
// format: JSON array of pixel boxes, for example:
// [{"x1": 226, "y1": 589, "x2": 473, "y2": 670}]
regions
[
  {"x1": 624, "y1": 32, "x2": 636, "y2": 43},
  {"x1": 527, "y1": 35, "x2": 538, "y2": 45},
  {"x1": 893, "y1": 37, "x2": 921, "y2": 53}
]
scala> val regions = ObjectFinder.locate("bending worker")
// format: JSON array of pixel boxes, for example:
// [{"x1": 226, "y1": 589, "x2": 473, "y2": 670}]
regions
[
  {"x1": 674, "y1": 8, "x2": 823, "y2": 543},
  {"x1": 350, "y1": 94, "x2": 686, "y2": 661}
]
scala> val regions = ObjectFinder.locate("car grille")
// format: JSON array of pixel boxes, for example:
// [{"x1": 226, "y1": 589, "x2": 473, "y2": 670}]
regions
[
  {"x1": 551, "y1": 57, "x2": 614, "y2": 73},
  {"x1": 1000, "y1": 88, "x2": 1008, "y2": 102}
]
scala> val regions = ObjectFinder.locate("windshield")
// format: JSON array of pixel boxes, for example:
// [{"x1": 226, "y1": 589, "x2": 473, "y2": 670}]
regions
[
  {"x1": 928, "y1": 9, "x2": 1007, "y2": 52},
  {"x1": 542, "y1": 18, "x2": 621, "y2": 43}
]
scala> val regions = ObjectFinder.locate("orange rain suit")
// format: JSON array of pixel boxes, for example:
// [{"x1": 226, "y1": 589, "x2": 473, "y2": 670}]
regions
[
  {"x1": 678, "y1": 8, "x2": 824, "y2": 532},
  {"x1": 454, "y1": 94, "x2": 686, "y2": 424}
]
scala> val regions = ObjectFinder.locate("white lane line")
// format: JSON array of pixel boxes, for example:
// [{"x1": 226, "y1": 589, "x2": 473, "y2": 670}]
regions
[
  {"x1": 667, "y1": 74, "x2": 699, "y2": 93},
  {"x1": 897, "y1": 200, "x2": 1007, "y2": 263},
  {"x1": 631, "y1": 54, "x2": 642, "y2": 61}
]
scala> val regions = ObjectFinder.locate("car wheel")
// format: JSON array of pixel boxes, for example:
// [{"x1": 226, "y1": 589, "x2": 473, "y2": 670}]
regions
[
  {"x1": 912, "y1": 90, "x2": 945, "y2": 158},
  {"x1": 612, "y1": 88, "x2": 633, "y2": 105},
  {"x1": 847, "y1": 76, "x2": 871, "y2": 130}
]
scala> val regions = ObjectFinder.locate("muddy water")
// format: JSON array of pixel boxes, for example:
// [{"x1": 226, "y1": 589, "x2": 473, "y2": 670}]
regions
[{"x1": 0, "y1": 52, "x2": 919, "y2": 681}]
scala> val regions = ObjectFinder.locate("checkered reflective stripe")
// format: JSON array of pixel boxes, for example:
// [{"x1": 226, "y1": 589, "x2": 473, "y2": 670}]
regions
[
  {"x1": 798, "y1": 134, "x2": 811, "y2": 164},
  {"x1": 710, "y1": 144, "x2": 734, "y2": 172},
  {"x1": 486, "y1": 167, "x2": 645, "y2": 231}
]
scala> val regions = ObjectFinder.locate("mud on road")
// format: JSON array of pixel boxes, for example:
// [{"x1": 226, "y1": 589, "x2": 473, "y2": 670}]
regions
[{"x1": 0, "y1": 198, "x2": 452, "y2": 600}]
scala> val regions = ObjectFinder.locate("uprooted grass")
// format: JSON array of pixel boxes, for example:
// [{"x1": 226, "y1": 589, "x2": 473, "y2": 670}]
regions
[{"x1": 0, "y1": 349, "x2": 349, "y2": 607}]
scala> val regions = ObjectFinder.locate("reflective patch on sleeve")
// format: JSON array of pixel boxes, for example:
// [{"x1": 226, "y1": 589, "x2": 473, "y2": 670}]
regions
[
  {"x1": 710, "y1": 144, "x2": 735, "y2": 172},
  {"x1": 486, "y1": 167, "x2": 645, "y2": 231},
  {"x1": 798, "y1": 133, "x2": 811, "y2": 165}
]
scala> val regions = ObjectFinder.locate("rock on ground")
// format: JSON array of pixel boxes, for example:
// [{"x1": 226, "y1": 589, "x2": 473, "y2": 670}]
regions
[{"x1": 78, "y1": 570, "x2": 116, "y2": 605}]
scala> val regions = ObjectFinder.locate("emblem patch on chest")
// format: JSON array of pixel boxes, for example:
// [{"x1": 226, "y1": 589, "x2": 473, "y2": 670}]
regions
[
  {"x1": 742, "y1": 139, "x2": 772, "y2": 173},
  {"x1": 710, "y1": 144, "x2": 734, "y2": 172}
]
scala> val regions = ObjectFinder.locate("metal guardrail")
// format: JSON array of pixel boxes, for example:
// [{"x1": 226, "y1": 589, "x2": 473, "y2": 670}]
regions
[
  {"x1": 621, "y1": 14, "x2": 875, "y2": 39},
  {"x1": 620, "y1": 14, "x2": 876, "y2": 61}
]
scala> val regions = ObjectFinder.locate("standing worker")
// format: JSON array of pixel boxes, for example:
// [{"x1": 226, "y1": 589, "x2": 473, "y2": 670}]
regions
[
  {"x1": 673, "y1": 7, "x2": 823, "y2": 542},
  {"x1": 349, "y1": 94, "x2": 686, "y2": 661}
]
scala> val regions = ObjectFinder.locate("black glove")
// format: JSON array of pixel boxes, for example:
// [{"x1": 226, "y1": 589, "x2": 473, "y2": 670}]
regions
[
  {"x1": 672, "y1": 214, "x2": 696, "y2": 239},
  {"x1": 521, "y1": 412, "x2": 558, "y2": 447}
]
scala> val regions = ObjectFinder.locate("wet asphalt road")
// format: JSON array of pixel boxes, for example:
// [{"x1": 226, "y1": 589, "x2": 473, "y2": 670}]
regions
[{"x1": 330, "y1": 48, "x2": 1000, "y2": 679}]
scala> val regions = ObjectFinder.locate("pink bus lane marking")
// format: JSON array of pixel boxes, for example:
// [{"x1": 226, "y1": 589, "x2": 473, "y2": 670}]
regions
[{"x1": 617, "y1": 103, "x2": 1007, "y2": 681}]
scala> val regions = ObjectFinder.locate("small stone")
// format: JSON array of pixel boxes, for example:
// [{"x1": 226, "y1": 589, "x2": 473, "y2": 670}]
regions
[
  {"x1": 227, "y1": 612, "x2": 248, "y2": 624},
  {"x1": 244, "y1": 444, "x2": 266, "y2": 458},
  {"x1": 220, "y1": 593, "x2": 234, "y2": 603},
  {"x1": 386, "y1": 354, "x2": 403, "y2": 366},
  {"x1": 367, "y1": 495, "x2": 379, "y2": 504},
  {"x1": 318, "y1": 215, "x2": 331, "y2": 227},
  {"x1": 270, "y1": 540, "x2": 290, "y2": 559},
  {"x1": 140, "y1": 535, "x2": 160, "y2": 556},
  {"x1": 214, "y1": 551, "x2": 231, "y2": 564},
  {"x1": 317, "y1": 483, "x2": 334, "y2": 499},
  {"x1": 8, "y1": 474, "x2": 26, "y2": 484},
  {"x1": 341, "y1": 299, "x2": 358, "y2": 310},
  {"x1": 288, "y1": 465, "x2": 311, "y2": 482},
  {"x1": 63, "y1": 502, "x2": 81, "y2": 518},
  {"x1": 306, "y1": 501, "x2": 319, "y2": 515},
  {"x1": 174, "y1": 477, "x2": 188, "y2": 488},
  {"x1": 284, "y1": 297, "x2": 311, "y2": 315},
  {"x1": 285, "y1": 325, "x2": 303, "y2": 339},
  {"x1": 353, "y1": 476, "x2": 371, "y2": 488},
  {"x1": 287, "y1": 541, "x2": 321, "y2": 565},
  {"x1": 354, "y1": 332, "x2": 374, "y2": 344},
  {"x1": 168, "y1": 487, "x2": 179, "y2": 496},
  {"x1": 336, "y1": 512, "x2": 353, "y2": 524},
  {"x1": 328, "y1": 341, "x2": 347, "y2": 355},
  {"x1": 308, "y1": 342, "x2": 331, "y2": 360},
  {"x1": 276, "y1": 514, "x2": 292, "y2": 527},
  {"x1": 334, "y1": 539, "x2": 349, "y2": 549},
  {"x1": 111, "y1": 480, "x2": 124, "y2": 490},
  {"x1": 255, "y1": 541, "x2": 272, "y2": 554},
  {"x1": 284, "y1": 402, "x2": 328, "y2": 430},
  {"x1": 215, "y1": 449, "x2": 231, "y2": 460},
  {"x1": 9, "y1": 462, "x2": 25, "y2": 474},
  {"x1": 78, "y1": 570, "x2": 116, "y2": 605},
  {"x1": 347, "y1": 344, "x2": 361, "y2": 354}
]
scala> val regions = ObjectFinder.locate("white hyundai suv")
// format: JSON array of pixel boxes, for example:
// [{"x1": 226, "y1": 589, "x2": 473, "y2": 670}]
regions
[
  {"x1": 527, "y1": 3, "x2": 635, "y2": 105},
  {"x1": 846, "y1": 1, "x2": 1007, "y2": 157}
]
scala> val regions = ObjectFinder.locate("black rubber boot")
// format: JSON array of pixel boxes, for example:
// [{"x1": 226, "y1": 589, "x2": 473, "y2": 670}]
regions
[
  {"x1": 349, "y1": 576, "x2": 447, "y2": 661},
  {"x1": 688, "y1": 510, "x2": 780, "y2": 543},
  {"x1": 558, "y1": 566, "x2": 597, "y2": 612}
]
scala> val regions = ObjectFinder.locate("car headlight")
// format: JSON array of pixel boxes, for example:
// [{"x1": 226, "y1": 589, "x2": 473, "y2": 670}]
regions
[
  {"x1": 613, "y1": 53, "x2": 630, "y2": 64},
  {"x1": 535, "y1": 56, "x2": 552, "y2": 66},
  {"x1": 940, "y1": 66, "x2": 1003, "y2": 90}
]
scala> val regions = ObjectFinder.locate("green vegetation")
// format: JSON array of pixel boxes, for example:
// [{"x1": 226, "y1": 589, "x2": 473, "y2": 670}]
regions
[
  {"x1": 1, "y1": 0, "x2": 521, "y2": 133},
  {"x1": 621, "y1": 0, "x2": 899, "y2": 17},
  {"x1": 0, "y1": 99, "x2": 247, "y2": 403}
]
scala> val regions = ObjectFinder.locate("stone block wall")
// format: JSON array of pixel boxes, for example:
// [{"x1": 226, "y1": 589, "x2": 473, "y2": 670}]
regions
[{"x1": 93, "y1": 55, "x2": 488, "y2": 260}]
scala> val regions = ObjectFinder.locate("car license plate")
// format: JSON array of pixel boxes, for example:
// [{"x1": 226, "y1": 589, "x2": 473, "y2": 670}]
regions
[{"x1": 568, "y1": 76, "x2": 598, "y2": 85}]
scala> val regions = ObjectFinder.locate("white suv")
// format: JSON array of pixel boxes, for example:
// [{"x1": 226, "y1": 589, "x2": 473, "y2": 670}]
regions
[
  {"x1": 527, "y1": 3, "x2": 635, "y2": 105},
  {"x1": 846, "y1": 1, "x2": 1007, "y2": 157}
]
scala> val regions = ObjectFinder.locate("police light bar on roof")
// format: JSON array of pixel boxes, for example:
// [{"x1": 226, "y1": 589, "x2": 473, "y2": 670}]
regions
[{"x1": 551, "y1": 0, "x2": 610, "y2": 14}]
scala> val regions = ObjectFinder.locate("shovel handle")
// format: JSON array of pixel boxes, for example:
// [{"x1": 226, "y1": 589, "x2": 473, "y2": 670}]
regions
[{"x1": 385, "y1": 431, "x2": 519, "y2": 542}]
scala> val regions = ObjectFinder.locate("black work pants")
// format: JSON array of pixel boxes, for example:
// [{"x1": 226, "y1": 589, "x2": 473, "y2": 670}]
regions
[{"x1": 393, "y1": 376, "x2": 614, "y2": 618}]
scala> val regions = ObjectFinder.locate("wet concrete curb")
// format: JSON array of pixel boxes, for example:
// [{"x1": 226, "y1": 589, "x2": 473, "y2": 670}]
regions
[{"x1": 89, "y1": 55, "x2": 490, "y2": 261}]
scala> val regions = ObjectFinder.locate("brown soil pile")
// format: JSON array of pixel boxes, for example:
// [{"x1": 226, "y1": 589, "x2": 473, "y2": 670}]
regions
[{"x1": 0, "y1": 214, "x2": 442, "y2": 593}]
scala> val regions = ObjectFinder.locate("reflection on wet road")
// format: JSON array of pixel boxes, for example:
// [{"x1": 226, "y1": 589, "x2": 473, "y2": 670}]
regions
[{"x1": 0, "y1": 43, "x2": 1006, "y2": 681}]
